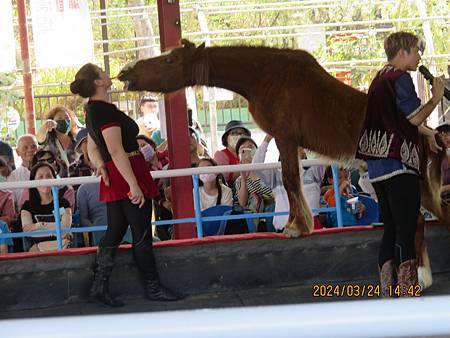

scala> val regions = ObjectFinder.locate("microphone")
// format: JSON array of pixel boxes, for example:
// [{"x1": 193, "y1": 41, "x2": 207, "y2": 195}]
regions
[{"x1": 418, "y1": 65, "x2": 450, "y2": 101}]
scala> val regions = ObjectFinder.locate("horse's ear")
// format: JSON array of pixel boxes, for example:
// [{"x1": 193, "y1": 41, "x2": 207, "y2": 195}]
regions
[
  {"x1": 181, "y1": 39, "x2": 196, "y2": 50},
  {"x1": 192, "y1": 42, "x2": 206, "y2": 60}
]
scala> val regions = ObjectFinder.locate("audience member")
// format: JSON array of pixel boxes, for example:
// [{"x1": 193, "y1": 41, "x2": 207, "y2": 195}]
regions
[
  {"x1": 233, "y1": 136, "x2": 274, "y2": 229},
  {"x1": 214, "y1": 120, "x2": 251, "y2": 184},
  {"x1": 189, "y1": 127, "x2": 202, "y2": 167},
  {"x1": 7, "y1": 134, "x2": 38, "y2": 206},
  {"x1": 17, "y1": 149, "x2": 76, "y2": 211},
  {"x1": 323, "y1": 166, "x2": 365, "y2": 226},
  {"x1": 136, "y1": 95, "x2": 165, "y2": 146},
  {"x1": 0, "y1": 220, "x2": 13, "y2": 254},
  {"x1": 21, "y1": 162, "x2": 72, "y2": 252},
  {"x1": 0, "y1": 159, "x2": 15, "y2": 227},
  {"x1": 253, "y1": 135, "x2": 324, "y2": 231},
  {"x1": 0, "y1": 157, "x2": 11, "y2": 181},
  {"x1": 77, "y1": 181, "x2": 107, "y2": 246},
  {"x1": 197, "y1": 158, "x2": 232, "y2": 211},
  {"x1": 69, "y1": 128, "x2": 94, "y2": 179},
  {"x1": 0, "y1": 139, "x2": 15, "y2": 171},
  {"x1": 36, "y1": 105, "x2": 78, "y2": 177}
]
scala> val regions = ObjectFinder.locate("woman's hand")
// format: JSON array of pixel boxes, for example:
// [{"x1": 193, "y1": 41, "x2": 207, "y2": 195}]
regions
[
  {"x1": 95, "y1": 164, "x2": 110, "y2": 186},
  {"x1": 129, "y1": 183, "x2": 145, "y2": 208},
  {"x1": 44, "y1": 119, "x2": 57, "y2": 132}
]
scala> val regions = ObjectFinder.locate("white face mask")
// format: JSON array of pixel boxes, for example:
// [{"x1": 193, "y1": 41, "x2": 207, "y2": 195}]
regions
[
  {"x1": 143, "y1": 113, "x2": 160, "y2": 129},
  {"x1": 140, "y1": 144, "x2": 155, "y2": 162},
  {"x1": 200, "y1": 173, "x2": 217, "y2": 183},
  {"x1": 228, "y1": 135, "x2": 242, "y2": 149}
]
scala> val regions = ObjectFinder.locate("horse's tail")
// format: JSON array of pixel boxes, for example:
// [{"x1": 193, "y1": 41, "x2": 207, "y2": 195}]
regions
[{"x1": 418, "y1": 134, "x2": 450, "y2": 226}]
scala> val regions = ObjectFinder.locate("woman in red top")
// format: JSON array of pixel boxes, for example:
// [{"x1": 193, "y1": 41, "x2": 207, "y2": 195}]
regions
[
  {"x1": 213, "y1": 120, "x2": 251, "y2": 184},
  {"x1": 70, "y1": 63, "x2": 182, "y2": 307}
]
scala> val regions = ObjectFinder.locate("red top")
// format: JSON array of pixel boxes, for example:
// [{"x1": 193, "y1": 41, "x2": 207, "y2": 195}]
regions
[
  {"x1": 86, "y1": 100, "x2": 158, "y2": 202},
  {"x1": 222, "y1": 148, "x2": 240, "y2": 183}
]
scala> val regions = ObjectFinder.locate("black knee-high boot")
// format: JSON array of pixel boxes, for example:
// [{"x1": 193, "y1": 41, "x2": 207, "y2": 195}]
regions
[
  {"x1": 89, "y1": 246, "x2": 125, "y2": 307},
  {"x1": 133, "y1": 236, "x2": 184, "y2": 301}
]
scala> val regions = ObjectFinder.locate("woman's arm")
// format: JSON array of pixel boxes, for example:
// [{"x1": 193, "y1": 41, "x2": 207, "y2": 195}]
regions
[
  {"x1": 236, "y1": 176, "x2": 249, "y2": 208},
  {"x1": 102, "y1": 126, "x2": 144, "y2": 207},
  {"x1": 21, "y1": 210, "x2": 38, "y2": 232},
  {"x1": 36, "y1": 120, "x2": 56, "y2": 144},
  {"x1": 87, "y1": 134, "x2": 109, "y2": 186}
]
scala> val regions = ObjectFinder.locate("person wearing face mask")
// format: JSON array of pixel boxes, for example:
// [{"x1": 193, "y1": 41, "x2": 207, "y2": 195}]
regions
[
  {"x1": 136, "y1": 95, "x2": 165, "y2": 147},
  {"x1": 36, "y1": 105, "x2": 78, "y2": 177},
  {"x1": 21, "y1": 162, "x2": 73, "y2": 252},
  {"x1": 213, "y1": 120, "x2": 251, "y2": 185},
  {"x1": 233, "y1": 136, "x2": 274, "y2": 229},
  {"x1": 197, "y1": 158, "x2": 233, "y2": 211},
  {"x1": 436, "y1": 123, "x2": 450, "y2": 202}
]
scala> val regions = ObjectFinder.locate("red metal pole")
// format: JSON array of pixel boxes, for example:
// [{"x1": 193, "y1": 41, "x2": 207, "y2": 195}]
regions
[
  {"x1": 157, "y1": 0, "x2": 196, "y2": 239},
  {"x1": 17, "y1": 0, "x2": 36, "y2": 135}
]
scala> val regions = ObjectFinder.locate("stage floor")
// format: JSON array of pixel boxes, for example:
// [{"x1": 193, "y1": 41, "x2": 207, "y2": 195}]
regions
[{"x1": 2, "y1": 271, "x2": 450, "y2": 320}]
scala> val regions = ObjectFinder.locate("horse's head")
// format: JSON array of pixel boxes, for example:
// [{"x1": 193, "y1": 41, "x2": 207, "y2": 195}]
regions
[{"x1": 117, "y1": 39, "x2": 206, "y2": 92}]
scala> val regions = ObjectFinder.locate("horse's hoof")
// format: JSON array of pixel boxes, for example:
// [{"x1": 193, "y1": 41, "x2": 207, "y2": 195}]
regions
[
  {"x1": 283, "y1": 227, "x2": 301, "y2": 238},
  {"x1": 418, "y1": 266, "x2": 433, "y2": 290}
]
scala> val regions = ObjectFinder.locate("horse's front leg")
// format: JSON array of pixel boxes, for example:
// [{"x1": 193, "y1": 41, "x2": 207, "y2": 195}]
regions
[{"x1": 276, "y1": 139, "x2": 313, "y2": 237}]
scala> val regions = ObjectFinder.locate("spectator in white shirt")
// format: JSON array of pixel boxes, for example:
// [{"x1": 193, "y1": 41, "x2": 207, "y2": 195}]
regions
[{"x1": 7, "y1": 134, "x2": 38, "y2": 207}]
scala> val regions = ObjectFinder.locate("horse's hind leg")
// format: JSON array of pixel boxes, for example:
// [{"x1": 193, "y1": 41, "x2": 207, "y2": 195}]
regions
[{"x1": 276, "y1": 139, "x2": 314, "y2": 237}]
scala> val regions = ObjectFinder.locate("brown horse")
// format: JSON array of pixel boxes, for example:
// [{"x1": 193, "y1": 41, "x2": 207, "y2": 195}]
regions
[{"x1": 117, "y1": 40, "x2": 449, "y2": 240}]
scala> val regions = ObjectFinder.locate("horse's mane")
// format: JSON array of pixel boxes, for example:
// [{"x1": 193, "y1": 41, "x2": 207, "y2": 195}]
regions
[{"x1": 188, "y1": 44, "x2": 325, "y2": 87}]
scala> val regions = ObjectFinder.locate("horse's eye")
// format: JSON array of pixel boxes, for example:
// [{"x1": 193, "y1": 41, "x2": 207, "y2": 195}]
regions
[{"x1": 165, "y1": 58, "x2": 173, "y2": 64}]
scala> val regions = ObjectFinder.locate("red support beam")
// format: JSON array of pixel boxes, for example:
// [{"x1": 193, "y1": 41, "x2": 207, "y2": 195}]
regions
[
  {"x1": 157, "y1": 0, "x2": 196, "y2": 239},
  {"x1": 17, "y1": 0, "x2": 36, "y2": 135}
]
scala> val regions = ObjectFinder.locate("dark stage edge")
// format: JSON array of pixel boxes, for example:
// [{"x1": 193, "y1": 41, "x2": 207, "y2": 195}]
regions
[
  {"x1": 2, "y1": 272, "x2": 450, "y2": 320},
  {"x1": 1, "y1": 224, "x2": 449, "y2": 319}
]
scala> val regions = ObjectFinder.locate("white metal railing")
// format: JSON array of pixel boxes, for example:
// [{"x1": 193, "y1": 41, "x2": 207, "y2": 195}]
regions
[
  {"x1": 0, "y1": 160, "x2": 345, "y2": 248},
  {"x1": 2, "y1": 296, "x2": 450, "y2": 338}
]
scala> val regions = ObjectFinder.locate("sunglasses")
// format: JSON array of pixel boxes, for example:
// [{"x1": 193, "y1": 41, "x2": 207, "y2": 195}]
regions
[{"x1": 38, "y1": 158, "x2": 56, "y2": 164}]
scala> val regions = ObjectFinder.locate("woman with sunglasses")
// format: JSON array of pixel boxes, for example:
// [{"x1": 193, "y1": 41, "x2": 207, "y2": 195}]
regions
[{"x1": 70, "y1": 63, "x2": 181, "y2": 307}]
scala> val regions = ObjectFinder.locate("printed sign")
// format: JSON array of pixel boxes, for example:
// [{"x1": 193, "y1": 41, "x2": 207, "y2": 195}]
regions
[
  {"x1": 30, "y1": 0, "x2": 94, "y2": 69},
  {"x1": 0, "y1": 1, "x2": 16, "y2": 73}
]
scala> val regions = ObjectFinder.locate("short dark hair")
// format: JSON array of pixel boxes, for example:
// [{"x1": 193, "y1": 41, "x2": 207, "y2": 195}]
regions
[
  {"x1": 32, "y1": 149, "x2": 60, "y2": 174},
  {"x1": 235, "y1": 136, "x2": 257, "y2": 155},
  {"x1": 384, "y1": 32, "x2": 419, "y2": 61}
]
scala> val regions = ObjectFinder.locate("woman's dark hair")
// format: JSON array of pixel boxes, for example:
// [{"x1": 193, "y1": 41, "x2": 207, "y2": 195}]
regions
[
  {"x1": 70, "y1": 63, "x2": 101, "y2": 98},
  {"x1": 0, "y1": 158, "x2": 7, "y2": 168},
  {"x1": 198, "y1": 157, "x2": 227, "y2": 205},
  {"x1": 436, "y1": 123, "x2": 450, "y2": 134},
  {"x1": 32, "y1": 149, "x2": 60, "y2": 175},
  {"x1": 235, "y1": 136, "x2": 258, "y2": 155},
  {"x1": 28, "y1": 162, "x2": 57, "y2": 205},
  {"x1": 136, "y1": 134, "x2": 157, "y2": 150}
]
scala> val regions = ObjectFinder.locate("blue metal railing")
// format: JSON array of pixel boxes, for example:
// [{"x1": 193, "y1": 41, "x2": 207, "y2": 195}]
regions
[{"x1": 0, "y1": 163, "x2": 344, "y2": 250}]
